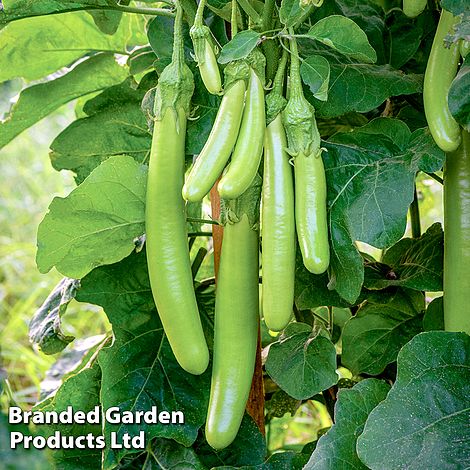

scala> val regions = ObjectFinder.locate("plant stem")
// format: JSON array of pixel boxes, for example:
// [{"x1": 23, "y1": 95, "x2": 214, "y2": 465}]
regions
[
  {"x1": 180, "y1": 0, "x2": 197, "y2": 23},
  {"x1": 188, "y1": 231, "x2": 213, "y2": 237},
  {"x1": 231, "y1": 0, "x2": 239, "y2": 37},
  {"x1": 194, "y1": 0, "x2": 206, "y2": 25},
  {"x1": 271, "y1": 48, "x2": 288, "y2": 95},
  {"x1": 287, "y1": 28, "x2": 302, "y2": 95},
  {"x1": 191, "y1": 247, "x2": 208, "y2": 278},
  {"x1": 236, "y1": 0, "x2": 261, "y2": 24},
  {"x1": 410, "y1": 186, "x2": 421, "y2": 238},
  {"x1": 187, "y1": 217, "x2": 220, "y2": 225}
]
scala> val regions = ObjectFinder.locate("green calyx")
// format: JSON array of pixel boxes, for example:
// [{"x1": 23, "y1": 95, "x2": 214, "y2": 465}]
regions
[
  {"x1": 223, "y1": 48, "x2": 266, "y2": 90},
  {"x1": 246, "y1": 49, "x2": 266, "y2": 83},
  {"x1": 266, "y1": 48, "x2": 288, "y2": 124},
  {"x1": 282, "y1": 92, "x2": 320, "y2": 156},
  {"x1": 154, "y1": 62, "x2": 194, "y2": 121},
  {"x1": 154, "y1": 1, "x2": 194, "y2": 121},
  {"x1": 220, "y1": 173, "x2": 262, "y2": 229},
  {"x1": 224, "y1": 60, "x2": 250, "y2": 90},
  {"x1": 190, "y1": 24, "x2": 213, "y2": 66},
  {"x1": 266, "y1": 92, "x2": 287, "y2": 125},
  {"x1": 282, "y1": 32, "x2": 320, "y2": 156}
]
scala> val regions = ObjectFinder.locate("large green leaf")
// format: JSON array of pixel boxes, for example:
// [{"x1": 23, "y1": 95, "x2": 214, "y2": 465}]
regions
[
  {"x1": 50, "y1": 78, "x2": 151, "y2": 184},
  {"x1": 386, "y1": 10, "x2": 429, "y2": 69},
  {"x1": 295, "y1": 252, "x2": 352, "y2": 310},
  {"x1": 323, "y1": 119, "x2": 445, "y2": 303},
  {"x1": 0, "y1": 53, "x2": 127, "y2": 149},
  {"x1": 305, "y1": 379, "x2": 390, "y2": 469},
  {"x1": 0, "y1": 10, "x2": 131, "y2": 82},
  {"x1": 310, "y1": 0, "x2": 386, "y2": 64},
  {"x1": 34, "y1": 363, "x2": 103, "y2": 470},
  {"x1": 342, "y1": 288, "x2": 424, "y2": 375},
  {"x1": 0, "y1": 0, "x2": 117, "y2": 24},
  {"x1": 117, "y1": 438, "x2": 207, "y2": 469},
  {"x1": 36, "y1": 155, "x2": 147, "y2": 279},
  {"x1": 196, "y1": 415, "x2": 267, "y2": 468},
  {"x1": 76, "y1": 250, "x2": 212, "y2": 469},
  {"x1": 364, "y1": 223, "x2": 443, "y2": 292},
  {"x1": 311, "y1": 61, "x2": 421, "y2": 118},
  {"x1": 265, "y1": 323, "x2": 338, "y2": 400},
  {"x1": 0, "y1": 412, "x2": 52, "y2": 469},
  {"x1": 307, "y1": 16, "x2": 377, "y2": 63},
  {"x1": 357, "y1": 331, "x2": 470, "y2": 469}
]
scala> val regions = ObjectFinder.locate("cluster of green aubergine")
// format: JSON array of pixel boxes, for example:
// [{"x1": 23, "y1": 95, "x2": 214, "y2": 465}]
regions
[
  {"x1": 145, "y1": 0, "x2": 329, "y2": 451},
  {"x1": 418, "y1": 6, "x2": 470, "y2": 335}
]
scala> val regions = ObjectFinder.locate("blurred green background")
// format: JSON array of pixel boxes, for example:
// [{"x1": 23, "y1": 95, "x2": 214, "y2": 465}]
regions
[{"x1": 0, "y1": 79, "x2": 443, "y2": 451}]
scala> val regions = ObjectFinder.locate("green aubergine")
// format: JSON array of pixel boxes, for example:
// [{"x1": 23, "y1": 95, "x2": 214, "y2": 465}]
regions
[
  {"x1": 182, "y1": 79, "x2": 246, "y2": 202},
  {"x1": 206, "y1": 213, "x2": 260, "y2": 450},
  {"x1": 424, "y1": 9, "x2": 461, "y2": 152},
  {"x1": 282, "y1": 31, "x2": 330, "y2": 274},
  {"x1": 146, "y1": 3, "x2": 209, "y2": 375},
  {"x1": 190, "y1": 0, "x2": 222, "y2": 95},
  {"x1": 218, "y1": 68, "x2": 266, "y2": 199},
  {"x1": 262, "y1": 114, "x2": 295, "y2": 330},
  {"x1": 444, "y1": 130, "x2": 470, "y2": 335}
]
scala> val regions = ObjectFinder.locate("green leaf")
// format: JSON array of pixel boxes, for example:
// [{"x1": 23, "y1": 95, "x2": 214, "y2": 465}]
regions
[
  {"x1": 364, "y1": 223, "x2": 443, "y2": 292},
  {"x1": 146, "y1": 14, "x2": 193, "y2": 63},
  {"x1": 187, "y1": 72, "x2": 221, "y2": 155},
  {"x1": 279, "y1": 0, "x2": 311, "y2": 28},
  {"x1": 37, "y1": 155, "x2": 147, "y2": 279},
  {"x1": 29, "y1": 278, "x2": 78, "y2": 355},
  {"x1": 76, "y1": 250, "x2": 212, "y2": 468},
  {"x1": 323, "y1": 119, "x2": 445, "y2": 303},
  {"x1": 0, "y1": 11, "x2": 131, "y2": 82},
  {"x1": 50, "y1": 78, "x2": 151, "y2": 184},
  {"x1": 128, "y1": 45, "x2": 157, "y2": 76},
  {"x1": 0, "y1": 0, "x2": 119, "y2": 24},
  {"x1": 305, "y1": 379, "x2": 390, "y2": 469},
  {"x1": 34, "y1": 363, "x2": 103, "y2": 470},
  {"x1": 265, "y1": 323, "x2": 338, "y2": 400},
  {"x1": 295, "y1": 254, "x2": 352, "y2": 310},
  {"x1": 309, "y1": 0, "x2": 386, "y2": 64},
  {"x1": 0, "y1": 53, "x2": 128, "y2": 149},
  {"x1": 342, "y1": 288, "x2": 425, "y2": 375},
  {"x1": 300, "y1": 55, "x2": 330, "y2": 101},
  {"x1": 440, "y1": 0, "x2": 470, "y2": 16},
  {"x1": 307, "y1": 16, "x2": 377, "y2": 63},
  {"x1": 0, "y1": 412, "x2": 52, "y2": 469},
  {"x1": 196, "y1": 415, "x2": 266, "y2": 468},
  {"x1": 214, "y1": 450, "x2": 310, "y2": 469},
  {"x1": 311, "y1": 62, "x2": 421, "y2": 118},
  {"x1": 357, "y1": 331, "x2": 470, "y2": 470},
  {"x1": 387, "y1": 10, "x2": 428, "y2": 69},
  {"x1": 218, "y1": 30, "x2": 261, "y2": 64},
  {"x1": 423, "y1": 296, "x2": 444, "y2": 332},
  {"x1": 449, "y1": 61, "x2": 470, "y2": 132}
]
